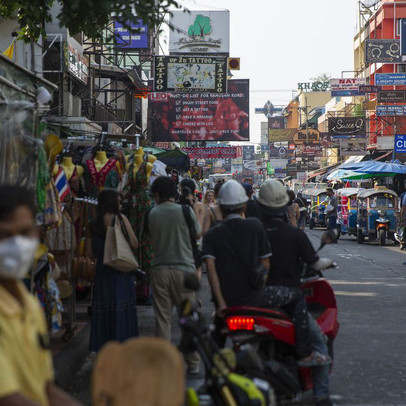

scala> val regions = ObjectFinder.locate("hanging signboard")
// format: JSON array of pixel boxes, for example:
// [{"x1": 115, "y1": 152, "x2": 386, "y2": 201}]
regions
[
  {"x1": 401, "y1": 19, "x2": 406, "y2": 57},
  {"x1": 359, "y1": 85, "x2": 382, "y2": 93},
  {"x1": 67, "y1": 43, "x2": 89, "y2": 84},
  {"x1": 149, "y1": 79, "x2": 249, "y2": 141},
  {"x1": 376, "y1": 105, "x2": 406, "y2": 116},
  {"x1": 293, "y1": 128, "x2": 320, "y2": 144},
  {"x1": 154, "y1": 55, "x2": 227, "y2": 93},
  {"x1": 269, "y1": 143, "x2": 293, "y2": 158},
  {"x1": 243, "y1": 145, "x2": 255, "y2": 160},
  {"x1": 395, "y1": 134, "x2": 406, "y2": 153},
  {"x1": 113, "y1": 20, "x2": 148, "y2": 49},
  {"x1": 375, "y1": 73, "x2": 406, "y2": 86},
  {"x1": 268, "y1": 116, "x2": 285, "y2": 130},
  {"x1": 286, "y1": 164, "x2": 298, "y2": 176},
  {"x1": 169, "y1": 10, "x2": 230, "y2": 54},
  {"x1": 297, "y1": 143, "x2": 322, "y2": 157},
  {"x1": 182, "y1": 147, "x2": 238, "y2": 159},
  {"x1": 377, "y1": 136, "x2": 395, "y2": 150},
  {"x1": 377, "y1": 90, "x2": 406, "y2": 103},
  {"x1": 339, "y1": 138, "x2": 367, "y2": 156},
  {"x1": 269, "y1": 128, "x2": 296, "y2": 142},
  {"x1": 365, "y1": 39, "x2": 401, "y2": 64},
  {"x1": 330, "y1": 78, "x2": 366, "y2": 97},
  {"x1": 328, "y1": 117, "x2": 366, "y2": 137}
]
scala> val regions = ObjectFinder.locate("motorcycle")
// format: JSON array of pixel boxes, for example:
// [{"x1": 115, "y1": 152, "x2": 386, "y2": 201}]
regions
[
  {"x1": 180, "y1": 273, "x2": 276, "y2": 406},
  {"x1": 222, "y1": 230, "x2": 339, "y2": 402}
]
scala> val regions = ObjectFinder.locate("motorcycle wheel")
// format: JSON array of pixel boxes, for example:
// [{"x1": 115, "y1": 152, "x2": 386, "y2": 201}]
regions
[
  {"x1": 357, "y1": 230, "x2": 364, "y2": 244},
  {"x1": 379, "y1": 229, "x2": 386, "y2": 246}
]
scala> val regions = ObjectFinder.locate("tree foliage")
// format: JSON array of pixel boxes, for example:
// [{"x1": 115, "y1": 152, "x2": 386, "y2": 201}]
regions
[
  {"x1": 0, "y1": 0, "x2": 180, "y2": 42},
  {"x1": 310, "y1": 73, "x2": 331, "y2": 83}
]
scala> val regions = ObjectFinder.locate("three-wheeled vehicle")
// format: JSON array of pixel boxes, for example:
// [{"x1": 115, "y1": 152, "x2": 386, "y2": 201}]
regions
[
  {"x1": 308, "y1": 188, "x2": 328, "y2": 229},
  {"x1": 337, "y1": 188, "x2": 362, "y2": 237},
  {"x1": 356, "y1": 188, "x2": 398, "y2": 246}
]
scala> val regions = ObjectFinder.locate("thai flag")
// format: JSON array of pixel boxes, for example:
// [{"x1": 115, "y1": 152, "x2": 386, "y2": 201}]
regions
[{"x1": 54, "y1": 168, "x2": 70, "y2": 201}]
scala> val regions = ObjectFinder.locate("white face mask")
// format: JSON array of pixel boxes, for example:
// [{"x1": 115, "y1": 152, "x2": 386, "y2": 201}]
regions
[{"x1": 0, "y1": 236, "x2": 39, "y2": 280}]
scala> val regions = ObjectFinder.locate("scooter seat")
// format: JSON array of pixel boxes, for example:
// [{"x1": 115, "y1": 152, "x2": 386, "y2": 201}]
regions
[{"x1": 225, "y1": 306, "x2": 291, "y2": 321}]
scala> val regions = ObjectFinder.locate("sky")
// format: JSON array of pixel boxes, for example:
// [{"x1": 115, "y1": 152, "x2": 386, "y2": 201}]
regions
[{"x1": 164, "y1": 0, "x2": 359, "y2": 144}]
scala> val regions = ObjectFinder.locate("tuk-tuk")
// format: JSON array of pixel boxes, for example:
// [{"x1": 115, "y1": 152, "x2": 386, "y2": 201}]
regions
[
  {"x1": 337, "y1": 188, "x2": 362, "y2": 237},
  {"x1": 356, "y1": 188, "x2": 398, "y2": 246},
  {"x1": 308, "y1": 188, "x2": 328, "y2": 229}
]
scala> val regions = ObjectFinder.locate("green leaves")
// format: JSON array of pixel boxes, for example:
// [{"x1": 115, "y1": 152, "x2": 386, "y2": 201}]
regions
[{"x1": 0, "y1": 0, "x2": 180, "y2": 42}]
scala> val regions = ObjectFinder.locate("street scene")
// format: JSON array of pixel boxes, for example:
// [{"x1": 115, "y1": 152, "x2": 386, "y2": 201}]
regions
[{"x1": 1, "y1": 1, "x2": 406, "y2": 406}]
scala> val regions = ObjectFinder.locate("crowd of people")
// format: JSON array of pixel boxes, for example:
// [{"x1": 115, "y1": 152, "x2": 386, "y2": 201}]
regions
[{"x1": 0, "y1": 176, "x2": 337, "y2": 406}]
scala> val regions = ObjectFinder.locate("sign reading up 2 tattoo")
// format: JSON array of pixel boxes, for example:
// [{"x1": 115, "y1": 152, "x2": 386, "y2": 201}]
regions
[
  {"x1": 328, "y1": 117, "x2": 366, "y2": 138},
  {"x1": 154, "y1": 55, "x2": 227, "y2": 93}
]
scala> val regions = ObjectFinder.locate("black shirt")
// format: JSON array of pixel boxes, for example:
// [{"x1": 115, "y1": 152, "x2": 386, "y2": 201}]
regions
[
  {"x1": 245, "y1": 199, "x2": 261, "y2": 219},
  {"x1": 202, "y1": 215, "x2": 272, "y2": 307},
  {"x1": 262, "y1": 217, "x2": 318, "y2": 288}
]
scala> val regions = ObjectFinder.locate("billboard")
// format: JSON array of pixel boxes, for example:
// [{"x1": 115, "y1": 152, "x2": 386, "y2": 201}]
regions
[
  {"x1": 297, "y1": 143, "x2": 322, "y2": 157},
  {"x1": 294, "y1": 129, "x2": 320, "y2": 144},
  {"x1": 375, "y1": 73, "x2": 406, "y2": 86},
  {"x1": 365, "y1": 39, "x2": 401, "y2": 63},
  {"x1": 242, "y1": 145, "x2": 255, "y2": 160},
  {"x1": 339, "y1": 138, "x2": 367, "y2": 156},
  {"x1": 330, "y1": 78, "x2": 366, "y2": 96},
  {"x1": 182, "y1": 147, "x2": 238, "y2": 159},
  {"x1": 377, "y1": 90, "x2": 406, "y2": 103},
  {"x1": 395, "y1": 134, "x2": 406, "y2": 153},
  {"x1": 269, "y1": 128, "x2": 296, "y2": 142},
  {"x1": 149, "y1": 79, "x2": 249, "y2": 142},
  {"x1": 114, "y1": 20, "x2": 148, "y2": 49},
  {"x1": 67, "y1": 43, "x2": 89, "y2": 84},
  {"x1": 328, "y1": 117, "x2": 366, "y2": 137},
  {"x1": 269, "y1": 142, "x2": 294, "y2": 158},
  {"x1": 169, "y1": 10, "x2": 230, "y2": 54},
  {"x1": 376, "y1": 105, "x2": 406, "y2": 116},
  {"x1": 154, "y1": 55, "x2": 227, "y2": 93},
  {"x1": 268, "y1": 117, "x2": 285, "y2": 130}
]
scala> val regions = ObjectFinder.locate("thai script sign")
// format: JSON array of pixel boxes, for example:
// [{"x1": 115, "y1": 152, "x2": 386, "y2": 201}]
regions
[{"x1": 330, "y1": 78, "x2": 366, "y2": 97}]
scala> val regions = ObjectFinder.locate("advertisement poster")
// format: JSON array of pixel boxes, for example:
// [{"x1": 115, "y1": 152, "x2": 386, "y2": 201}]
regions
[
  {"x1": 328, "y1": 117, "x2": 366, "y2": 137},
  {"x1": 242, "y1": 145, "x2": 255, "y2": 160},
  {"x1": 330, "y1": 78, "x2": 366, "y2": 97},
  {"x1": 169, "y1": 10, "x2": 230, "y2": 54},
  {"x1": 268, "y1": 117, "x2": 285, "y2": 130},
  {"x1": 182, "y1": 147, "x2": 238, "y2": 159},
  {"x1": 149, "y1": 79, "x2": 249, "y2": 141},
  {"x1": 269, "y1": 128, "x2": 296, "y2": 142},
  {"x1": 294, "y1": 129, "x2": 320, "y2": 144},
  {"x1": 339, "y1": 138, "x2": 367, "y2": 156},
  {"x1": 67, "y1": 43, "x2": 89, "y2": 84},
  {"x1": 375, "y1": 73, "x2": 406, "y2": 86},
  {"x1": 297, "y1": 144, "x2": 322, "y2": 157},
  {"x1": 154, "y1": 55, "x2": 227, "y2": 93},
  {"x1": 365, "y1": 39, "x2": 401, "y2": 63},
  {"x1": 114, "y1": 20, "x2": 148, "y2": 49},
  {"x1": 376, "y1": 105, "x2": 406, "y2": 116},
  {"x1": 377, "y1": 90, "x2": 406, "y2": 103}
]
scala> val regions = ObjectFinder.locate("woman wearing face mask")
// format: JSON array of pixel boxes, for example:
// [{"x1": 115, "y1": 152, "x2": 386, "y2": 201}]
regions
[
  {"x1": 0, "y1": 185, "x2": 82, "y2": 406},
  {"x1": 86, "y1": 189, "x2": 139, "y2": 354}
]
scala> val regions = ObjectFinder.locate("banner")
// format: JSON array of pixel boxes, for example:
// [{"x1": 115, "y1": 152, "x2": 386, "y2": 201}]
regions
[
  {"x1": 365, "y1": 39, "x2": 401, "y2": 63},
  {"x1": 297, "y1": 143, "x2": 322, "y2": 157},
  {"x1": 269, "y1": 143, "x2": 294, "y2": 158},
  {"x1": 377, "y1": 90, "x2": 406, "y2": 103},
  {"x1": 242, "y1": 145, "x2": 255, "y2": 160},
  {"x1": 67, "y1": 42, "x2": 89, "y2": 84},
  {"x1": 169, "y1": 10, "x2": 230, "y2": 54},
  {"x1": 268, "y1": 117, "x2": 285, "y2": 130},
  {"x1": 375, "y1": 73, "x2": 406, "y2": 86},
  {"x1": 328, "y1": 117, "x2": 366, "y2": 137},
  {"x1": 269, "y1": 128, "x2": 296, "y2": 142},
  {"x1": 359, "y1": 85, "x2": 382, "y2": 93},
  {"x1": 154, "y1": 55, "x2": 227, "y2": 93},
  {"x1": 286, "y1": 164, "x2": 298, "y2": 176},
  {"x1": 182, "y1": 147, "x2": 237, "y2": 159},
  {"x1": 294, "y1": 129, "x2": 320, "y2": 144},
  {"x1": 149, "y1": 79, "x2": 249, "y2": 141},
  {"x1": 330, "y1": 78, "x2": 366, "y2": 96},
  {"x1": 395, "y1": 134, "x2": 406, "y2": 153},
  {"x1": 339, "y1": 138, "x2": 367, "y2": 156},
  {"x1": 376, "y1": 105, "x2": 406, "y2": 116},
  {"x1": 114, "y1": 20, "x2": 148, "y2": 49}
]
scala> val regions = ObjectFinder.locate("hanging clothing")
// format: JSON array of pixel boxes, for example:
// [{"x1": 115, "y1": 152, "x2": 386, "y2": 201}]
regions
[
  {"x1": 89, "y1": 232, "x2": 139, "y2": 353},
  {"x1": 84, "y1": 159, "x2": 120, "y2": 197}
]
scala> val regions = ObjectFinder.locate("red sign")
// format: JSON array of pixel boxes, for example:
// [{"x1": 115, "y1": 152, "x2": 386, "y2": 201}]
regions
[{"x1": 182, "y1": 147, "x2": 238, "y2": 159}]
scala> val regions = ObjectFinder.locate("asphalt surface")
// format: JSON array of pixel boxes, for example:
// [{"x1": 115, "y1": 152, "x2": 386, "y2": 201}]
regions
[{"x1": 64, "y1": 228, "x2": 406, "y2": 406}]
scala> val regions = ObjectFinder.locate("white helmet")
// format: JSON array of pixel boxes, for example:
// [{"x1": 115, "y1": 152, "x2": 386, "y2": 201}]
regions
[
  {"x1": 258, "y1": 179, "x2": 289, "y2": 209},
  {"x1": 217, "y1": 180, "x2": 249, "y2": 208}
]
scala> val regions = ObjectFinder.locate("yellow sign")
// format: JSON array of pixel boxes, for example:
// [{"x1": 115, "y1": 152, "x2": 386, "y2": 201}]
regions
[
  {"x1": 294, "y1": 129, "x2": 320, "y2": 144},
  {"x1": 269, "y1": 128, "x2": 296, "y2": 142}
]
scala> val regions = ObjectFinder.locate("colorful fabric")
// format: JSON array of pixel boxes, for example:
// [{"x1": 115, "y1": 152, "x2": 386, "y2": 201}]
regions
[
  {"x1": 84, "y1": 159, "x2": 120, "y2": 197},
  {"x1": 54, "y1": 167, "x2": 70, "y2": 202}
]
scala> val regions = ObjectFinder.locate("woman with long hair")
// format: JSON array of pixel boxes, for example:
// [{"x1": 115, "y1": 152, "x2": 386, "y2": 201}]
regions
[
  {"x1": 203, "y1": 189, "x2": 215, "y2": 210},
  {"x1": 86, "y1": 189, "x2": 139, "y2": 352}
]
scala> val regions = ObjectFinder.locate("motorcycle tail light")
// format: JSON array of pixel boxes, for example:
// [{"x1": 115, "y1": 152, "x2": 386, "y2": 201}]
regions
[{"x1": 226, "y1": 316, "x2": 255, "y2": 331}]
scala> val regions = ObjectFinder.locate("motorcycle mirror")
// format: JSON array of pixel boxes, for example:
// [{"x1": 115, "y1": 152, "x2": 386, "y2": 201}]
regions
[
  {"x1": 319, "y1": 229, "x2": 338, "y2": 250},
  {"x1": 184, "y1": 272, "x2": 200, "y2": 292}
]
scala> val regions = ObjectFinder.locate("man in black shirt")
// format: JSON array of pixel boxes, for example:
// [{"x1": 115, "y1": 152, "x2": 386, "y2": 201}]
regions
[
  {"x1": 202, "y1": 180, "x2": 272, "y2": 344},
  {"x1": 242, "y1": 183, "x2": 261, "y2": 219}
]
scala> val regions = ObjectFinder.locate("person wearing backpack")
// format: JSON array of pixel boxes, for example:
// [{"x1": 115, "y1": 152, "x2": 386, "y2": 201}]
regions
[{"x1": 147, "y1": 176, "x2": 201, "y2": 374}]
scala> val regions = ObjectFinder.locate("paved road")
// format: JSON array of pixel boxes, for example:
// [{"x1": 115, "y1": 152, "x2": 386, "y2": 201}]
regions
[{"x1": 66, "y1": 228, "x2": 406, "y2": 405}]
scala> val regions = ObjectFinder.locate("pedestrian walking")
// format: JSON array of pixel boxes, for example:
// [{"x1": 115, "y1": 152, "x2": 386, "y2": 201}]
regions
[
  {"x1": 325, "y1": 187, "x2": 338, "y2": 231},
  {"x1": 0, "y1": 185, "x2": 82, "y2": 406},
  {"x1": 202, "y1": 180, "x2": 224, "y2": 234},
  {"x1": 296, "y1": 192, "x2": 308, "y2": 230},
  {"x1": 147, "y1": 176, "x2": 200, "y2": 374},
  {"x1": 287, "y1": 190, "x2": 300, "y2": 227},
  {"x1": 87, "y1": 189, "x2": 139, "y2": 353}
]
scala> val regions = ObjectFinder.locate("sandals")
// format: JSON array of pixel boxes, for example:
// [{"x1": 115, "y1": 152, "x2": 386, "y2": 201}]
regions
[{"x1": 297, "y1": 351, "x2": 332, "y2": 367}]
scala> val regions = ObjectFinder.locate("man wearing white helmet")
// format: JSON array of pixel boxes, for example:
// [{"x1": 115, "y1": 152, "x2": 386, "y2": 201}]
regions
[
  {"x1": 257, "y1": 179, "x2": 333, "y2": 406},
  {"x1": 202, "y1": 180, "x2": 272, "y2": 345}
]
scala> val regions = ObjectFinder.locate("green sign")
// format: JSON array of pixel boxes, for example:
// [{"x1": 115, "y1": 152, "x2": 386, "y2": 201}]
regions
[{"x1": 267, "y1": 162, "x2": 274, "y2": 175}]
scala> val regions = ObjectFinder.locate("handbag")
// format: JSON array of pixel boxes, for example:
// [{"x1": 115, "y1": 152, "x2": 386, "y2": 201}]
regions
[{"x1": 103, "y1": 214, "x2": 139, "y2": 272}]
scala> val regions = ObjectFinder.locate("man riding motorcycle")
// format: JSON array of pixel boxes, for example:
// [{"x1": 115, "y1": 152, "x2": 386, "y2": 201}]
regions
[{"x1": 257, "y1": 179, "x2": 334, "y2": 406}]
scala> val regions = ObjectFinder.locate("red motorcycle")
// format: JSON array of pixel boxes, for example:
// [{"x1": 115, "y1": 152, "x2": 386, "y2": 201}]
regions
[{"x1": 222, "y1": 231, "x2": 339, "y2": 402}]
